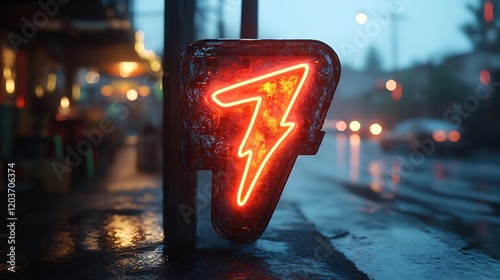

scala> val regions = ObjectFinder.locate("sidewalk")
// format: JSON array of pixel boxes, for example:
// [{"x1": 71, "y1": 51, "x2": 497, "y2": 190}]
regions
[{"x1": 1, "y1": 142, "x2": 367, "y2": 279}]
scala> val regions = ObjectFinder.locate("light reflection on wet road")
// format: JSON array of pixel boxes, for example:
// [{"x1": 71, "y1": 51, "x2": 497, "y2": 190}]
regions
[
  {"x1": 2, "y1": 136, "x2": 500, "y2": 278},
  {"x1": 0, "y1": 144, "x2": 165, "y2": 278},
  {"x1": 285, "y1": 132, "x2": 500, "y2": 279},
  {"x1": 0, "y1": 143, "x2": 369, "y2": 279}
]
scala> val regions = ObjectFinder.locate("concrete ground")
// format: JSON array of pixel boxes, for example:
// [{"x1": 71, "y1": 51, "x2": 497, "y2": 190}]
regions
[
  {"x1": 2, "y1": 133, "x2": 500, "y2": 279},
  {"x1": 0, "y1": 141, "x2": 368, "y2": 279}
]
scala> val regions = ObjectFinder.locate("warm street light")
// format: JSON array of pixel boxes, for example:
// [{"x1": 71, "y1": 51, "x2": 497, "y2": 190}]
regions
[
  {"x1": 5, "y1": 78, "x2": 15, "y2": 94},
  {"x1": 119, "y1": 62, "x2": 138, "y2": 78},
  {"x1": 72, "y1": 84, "x2": 81, "y2": 101},
  {"x1": 85, "y1": 70, "x2": 100, "y2": 84},
  {"x1": 101, "y1": 85, "x2": 113, "y2": 96},
  {"x1": 150, "y1": 59, "x2": 161, "y2": 72},
  {"x1": 60, "y1": 96, "x2": 70, "y2": 109},
  {"x1": 135, "y1": 30, "x2": 156, "y2": 60},
  {"x1": 350, "y1": 120, "x2": 361, "y2": 132},
  {"x1": 386, "y1": 79, "x2": 397, "y2": 91},
  {"x1": 35, "y1": 86, "x2": 44, "y2": 98},
  {"x1": 126, "y1": 89, "x2": 138, "y2": 101},
  {"x1": 47, "y1": 73, "x2": 57, "y2": 92},
  {"x1": 3, "y1": 67, "x2": 11, "y2": 79},
  {"x1": 356, "y1": 13, "x2": 368, "y2": 24},
  {"x1": 138, "y1": 85, "x2": 150, "y2": 97},
  {"x1": 370, "y1": 123, "x2": 383, "y2": 135}
]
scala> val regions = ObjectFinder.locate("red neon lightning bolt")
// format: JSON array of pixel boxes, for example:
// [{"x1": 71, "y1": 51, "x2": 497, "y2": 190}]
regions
[{"x1": 212, "y1": 63, "x2": 310, "y2": 207}]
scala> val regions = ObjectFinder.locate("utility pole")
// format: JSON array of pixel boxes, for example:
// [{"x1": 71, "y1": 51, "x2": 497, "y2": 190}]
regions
[
  {"x1": 241, "y1": 0, "x2": 258, "y2": 38},
  {"x1": 391, "y1": 14, "x2": 405, "y2": 72},
  {"x1": 390, "y1": 13, "x2": 405, "y2": 121},
  {"x1": 163, "y1": 0, "x2": 197, "y2": 257}
]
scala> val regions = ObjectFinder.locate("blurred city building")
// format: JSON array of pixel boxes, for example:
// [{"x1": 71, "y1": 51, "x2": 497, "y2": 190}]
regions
[
  {"x1": 0, "y1": 0, "x2": 163, "y2": 191},
  {"x1": 332, "y1": 48, "x2": 500, "y2": 149},
  {"x1": 330, "y1": 0, "x2": 500, "y2": 148}
]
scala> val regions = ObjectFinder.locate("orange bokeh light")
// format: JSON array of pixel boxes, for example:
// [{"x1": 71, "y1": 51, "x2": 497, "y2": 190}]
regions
[
  {"x1": 386, "y1": 79, "x2": 397, "y2": 91},
  {"x1": 100, "y1": 85, "x2": 114, "y2": 96},
  {"x1": 336, "y1": 121, "x2": 347, "y2": 132},
  {"x1": 138, "y1": 85, "x2": 150, "y2": 97},
  {"x1": 480, "y1": 69, "x2": 490, "y2": 85},
  {"x1": 433, "y1": 130, "x2": 447, "y2": 142},
  {"x1": 448, "y1": 130, "x2": 461, "y2": 142}
]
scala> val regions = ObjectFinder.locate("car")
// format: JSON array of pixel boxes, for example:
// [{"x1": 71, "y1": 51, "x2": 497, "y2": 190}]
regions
[{"x1": 380, "y1": 118, "x2": 468, "y2": 154}]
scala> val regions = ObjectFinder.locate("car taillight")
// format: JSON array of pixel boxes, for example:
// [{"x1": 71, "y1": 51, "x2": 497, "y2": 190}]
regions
[
  {"x1": 448, "y1": 130, "x2": 460, "y2": 142},
  {"x1": 433, "y1": 130, "x2": 447, "y2": 142}
]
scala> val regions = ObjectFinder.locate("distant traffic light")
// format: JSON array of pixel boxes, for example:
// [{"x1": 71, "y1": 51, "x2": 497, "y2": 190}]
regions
[{"x1": 484, "y1": 0, "x2": 494, "y2": 23}]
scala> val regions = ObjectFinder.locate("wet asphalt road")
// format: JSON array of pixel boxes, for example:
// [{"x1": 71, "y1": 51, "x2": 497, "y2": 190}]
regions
[
  {"x1": 1, "y1": 133, "x2": 500, "y2": 279},
  {"x1": 286, "y1": 133, "x2": 500, "y2": 279}
]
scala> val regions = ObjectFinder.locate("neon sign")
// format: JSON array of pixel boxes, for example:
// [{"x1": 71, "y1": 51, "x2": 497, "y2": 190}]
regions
[
  {"x1": 211, "y1": 63, "x2": 309, "y2": 207},
  {"x1": 180, "y1": 40, "x2": 340, "y2": 242}
]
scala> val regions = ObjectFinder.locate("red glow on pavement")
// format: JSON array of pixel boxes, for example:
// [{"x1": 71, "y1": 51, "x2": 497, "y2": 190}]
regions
[{"x1": 336, "y1": 121, "x2": 347, "y2": 132}]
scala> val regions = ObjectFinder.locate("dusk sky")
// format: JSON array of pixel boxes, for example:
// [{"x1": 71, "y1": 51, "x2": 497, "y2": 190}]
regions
[{"x1": 135, "y1": 0, "x2": 478, "y2": 71}]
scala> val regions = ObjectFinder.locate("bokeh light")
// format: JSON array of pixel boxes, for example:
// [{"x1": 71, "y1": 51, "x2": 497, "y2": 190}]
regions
[
  {"x1": 60, "y1": 96, "x2": 70, "y2": 109},
  {"x1": 386, "y1": 79, "x2": 397, "y2": 91},
  {"x1": 370, "y1": 123, "x2": 383, "y2": 136},
  {"x1": 85, "y1": 71, "x2": 100, "y2": 84},
  {"x1": 480, "y1": 69, "x2": 490, "y2": 85},
  {"x1": 100, "y1": 85, "x2": 114, "y2": 96},
  {"x1": 356, "y1": 13, "x2": 368, "y2": 24},
  {"x1": 336, "y1": 120, "x2": 347, "y2": 132},
  {"x1": 5, "y1": 78, "x2": 15, "y2": 94},
  {"x1": 126, "y1": 89, "x2": 138, "y2": 101},
  {"x1": 349, "y1": 121, "x2": 361, "y2": 132}
]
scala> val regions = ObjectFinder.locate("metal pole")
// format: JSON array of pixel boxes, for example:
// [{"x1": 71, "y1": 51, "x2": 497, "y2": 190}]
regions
[
  {"x1": 163, "y1": 0, "x2": 197, "y2": 257},
  {"x1": 240, "y1": 0, "x2": 258, "y2": 38}
]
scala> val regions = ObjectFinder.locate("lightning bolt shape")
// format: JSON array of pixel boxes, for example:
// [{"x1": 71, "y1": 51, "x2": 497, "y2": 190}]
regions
[{"x1": 212, "y1": 63, "x2": 310, "y2": 207}]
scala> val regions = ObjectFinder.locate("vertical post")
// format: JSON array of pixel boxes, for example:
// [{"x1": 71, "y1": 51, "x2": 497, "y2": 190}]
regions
[
  {"x1": 240, "y1": 0, "x2": 258, "y2": 38},
  {"x1": 391, "y1": 14, "x2": 405, "y2": 72},
  {"x1": 163, "y1": 0, "x2": 197, "y2": 256}
]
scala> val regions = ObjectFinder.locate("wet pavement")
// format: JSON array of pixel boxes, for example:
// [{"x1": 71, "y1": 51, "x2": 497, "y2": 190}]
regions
[
  {"x1": 285, "y1": 133, "x2": 500, "y2": 279},
  {"x1": 1, "y1": 134, "x2": 500, "y2": 279},
  {"x1": 0, "y1": 141, "x2": 367, "y2": 279}
]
